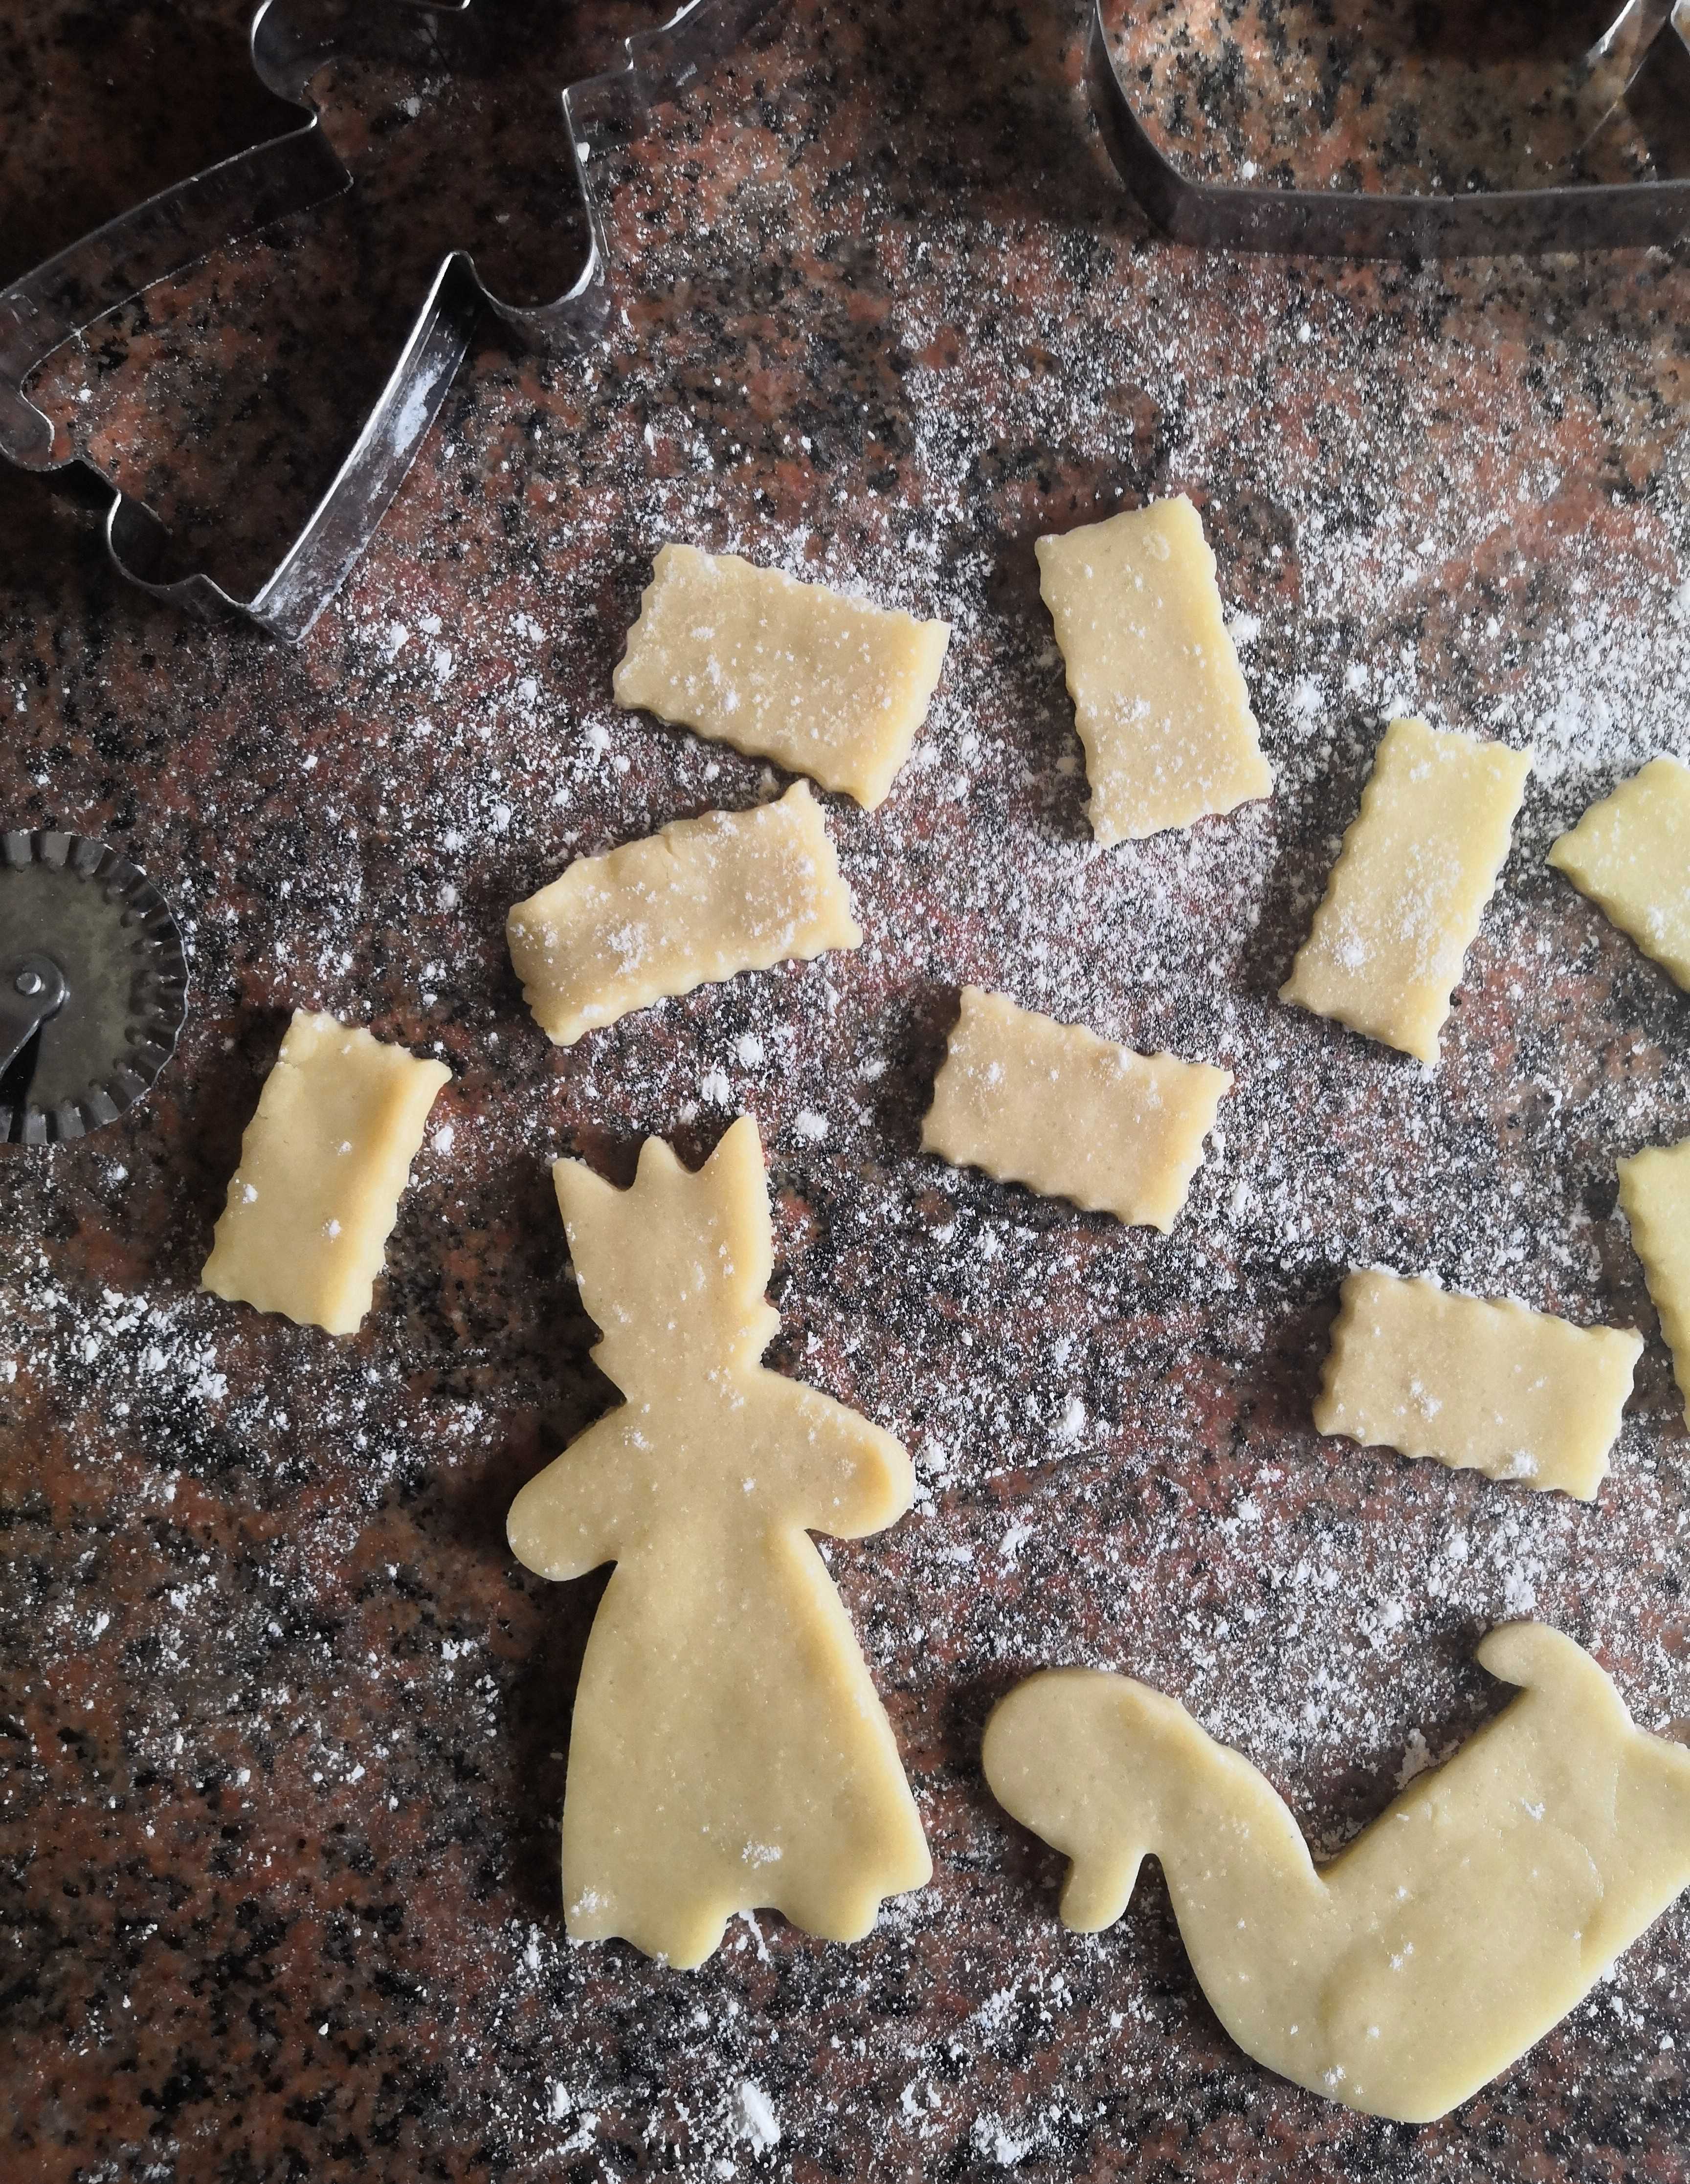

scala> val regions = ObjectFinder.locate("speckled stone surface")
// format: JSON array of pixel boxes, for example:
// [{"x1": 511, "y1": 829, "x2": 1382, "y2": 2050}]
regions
[{"x1": 4, "y1": 3, "x2": 1690, "y2": 2179}]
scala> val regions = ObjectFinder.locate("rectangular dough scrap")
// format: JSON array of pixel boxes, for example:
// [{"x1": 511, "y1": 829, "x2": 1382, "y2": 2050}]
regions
[
  {"x1": 921, "y1": 985, "x2": 1232, "y2": 1231},
  {"x1": 201, "y1": 1011, "x2": 450, "y2": 1336},
  {"x1": 1548, "y1": 755, "x2": 1690, "y2": 992},
  {"x1": 507, "y1": 782, "x2": 862, "y2": 1046},
  {"x1": 1314, "y1": 1268, "x2": 1642, "y2": 1500},
  {"x1": 1617, "y1": 1136, "x2": 1690, "y2": 1431},
  {"x1": 1034, "y1": 494, "x2": 1272, "y2": 845},
  {"x1": 1281, "y1": 716, "x2": 1531, "y2": 1065},
  {"x1": 612, "y1": 543, "x2": 951, "y2": 807}
]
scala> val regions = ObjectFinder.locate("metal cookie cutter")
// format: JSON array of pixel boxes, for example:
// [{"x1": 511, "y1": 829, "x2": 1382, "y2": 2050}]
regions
[
  {"x1": 1086, "y1": 0, "x2": 1690, "y2": 257},
  {"x1": 0, "y1": 832, "x2": 187, "y2": 1147},
  {"x1": 0, "y1": 0, "x2": 772, "y2": 641}
]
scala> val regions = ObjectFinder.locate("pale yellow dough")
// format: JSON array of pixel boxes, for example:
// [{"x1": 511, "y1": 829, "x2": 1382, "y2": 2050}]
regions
[
  {"x1": 921, "y1": 986, "x2": 1231, "y2": 1231},
  {"x1": 1549, "y1": 755, "x2": 1690, "y2": 992},
  {"x1": 1618, "y1": 1136, "x2": 1690, "y2": 1431},
  {"x1": 1034, "y1": 495, "x2": 1272, "y2": 845},
  {"x1": 506, "y1": 783, "x2": 861, "y2": 1046},
  {"x1": 1281, "y1": 716, "x2": 1531, "y2": 1064},
  {"x1": 201, "y1": 1010, "x2": 450, "y2": 1336},
  {"x1": 506, "y1": 1117, "x2": 931, "y2": 1968},
  {"x1": 612, "y1": 543, "x2": 951, "y2": 806},
  {"x1": 1314, "y1": 1268, "x2": 1640, "y2": 1500},
  {"x1": 984, "y1": 1623, "x2": 1690, "y2": 2123}
]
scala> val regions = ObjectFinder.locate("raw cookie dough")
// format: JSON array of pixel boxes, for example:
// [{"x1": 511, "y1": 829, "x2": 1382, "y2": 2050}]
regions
[
  {"x1": 983, "y1": 1623, "x2": 1690, "y2": 2123},
  {"x1": 1314, "y1": 1268, "x2": 1641, "y2": 1499},
  {"x1": 921, "y1": 985, "x2": 1231, "y2": 1231},
  {"x1": 612, "y1": 543, "x2": 951, "y2": 806},
  {"x1": 1618, "y1": 1135, "x2": 1690, "y2": 1431},
  {"x1": 1548, "y1": 755, "x2": 1690, "y2": 992},
  {"x1": 507, "y1": 1117, "x2": 932, "y2": 1967},
  {"x1": 201, "y1": 1010, "x2": 450, "y2": 1336},
  {"x1": 1281, "y1": 716, "x2": 1531, "y2": 1065},
  {"x1": 506, "y1": 782, "x2": 861, "y2": 1046},
  {"x1": 1034, "y1": 494, "x2": 1272, "y2": 844}
]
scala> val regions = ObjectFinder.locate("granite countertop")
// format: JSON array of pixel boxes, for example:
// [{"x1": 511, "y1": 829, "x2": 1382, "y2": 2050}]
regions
[{"x1": 4, "y1": 2, "x2": 1690, "y2": 2178}]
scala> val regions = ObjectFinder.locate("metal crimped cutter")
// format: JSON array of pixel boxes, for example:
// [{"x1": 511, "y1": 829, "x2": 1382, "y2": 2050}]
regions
[
  {"x1": 1087, "y1": 0, "x2": 1690, "y2": 256},
  {"x1": 0, "y1": 0, "x2": 771, "y2": 642},
  {"x1": 0, "y1": 832, "x2": 187, "y2": 1147}
]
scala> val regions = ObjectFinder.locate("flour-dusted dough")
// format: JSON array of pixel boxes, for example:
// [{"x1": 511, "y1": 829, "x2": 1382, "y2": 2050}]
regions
[
  {"x1": 506, "y1": 783, "x2": 862, "y2": 1046},
  {"x1": 612, "y1": 543, "x2": 951, "y2": 807},
  {"x1": 1034, "y1": 495, "x2": 1272, "y2": 845},
  {"x1": 1281, "y1": 716, "x2": 1531, "y2": 1065},
  {"x1": 984, "y1": 1624, "x2": 1690, "y2": 2123},
  {"x1": 921, "y1": 986, "x2": 1231, "y2": 1231},
  {"x1": 1314, "y1": 1268, "x2": 1641, "y2": 1500},
  {"x1": 201, "y1": 1010, "x2": 450, "y2": 1336},
  {"x1": 507, "y1": 1117, "x2": 931, "y2": 1967},
  {"x1": 1549, "y1": 755, "x2": 1690, "y2": 992},
  {"x1": 1618, "y1": 1136, "x2": 1690, "y2": 1431}
]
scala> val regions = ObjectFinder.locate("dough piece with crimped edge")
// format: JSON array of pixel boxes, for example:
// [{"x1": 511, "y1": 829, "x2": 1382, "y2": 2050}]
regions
[
  {"x1": 507, "y1": 1116, "x2": 931, "y2": 1968},
  {"x1": 1314, "y1": 1267, "x2": 1641, "y2": 1500},
  {"x1": 1281, "y1": 715, "x2": 1531, "y2": 1065},
  {"x1": 983, "y1": 1624, "x2": 1690, "y2": 2123},
  {"x1": 506, "y1": 783, "x2": 861, "y2": 1047},
  {"x1": 1549, "y1": 756, "x2": 1690, "y2": 992},
  {"x1": 1034, "y1": 494, "x2": 1272, "y2": 845},
  {"x1": 921, "y1": 985, "x2": 1231, "y2": 1232},
  {"x1": 201, "y1": 1010, "x2": 450, "y2": 1336},
  {"x1": 612, "y1": 543, "x2": 950, "y2": 807},
  {"x1": 1618, "y1": 1135, "x2": 1690, "y2": 1431}
]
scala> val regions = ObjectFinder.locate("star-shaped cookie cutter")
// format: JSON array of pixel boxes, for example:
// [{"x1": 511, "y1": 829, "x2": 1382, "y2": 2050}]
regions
[
  {"x1": 1087, "y1": 0, "x2": 1690, "y2": 256},
  {"x1": 0, "y1": 0, "x2": 773, "y2": 641}
]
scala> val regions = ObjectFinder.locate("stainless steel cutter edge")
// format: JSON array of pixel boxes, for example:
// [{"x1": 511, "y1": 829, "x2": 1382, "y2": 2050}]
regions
[
  {"x1": 1086, "y1": 0, "x2": 1690, "y2": 259},
  {"x1": 0, "y1": 829, "x2": 187, "y2": 1147},
  {"x1": 0, "y1": 0, "x2": 775, "y2": 643}
]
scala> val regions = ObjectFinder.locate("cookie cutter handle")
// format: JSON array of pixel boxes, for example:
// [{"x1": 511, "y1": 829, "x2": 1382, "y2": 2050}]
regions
[{"x1": 0, "y1": 955, "x2": 67, "y2": 1078}]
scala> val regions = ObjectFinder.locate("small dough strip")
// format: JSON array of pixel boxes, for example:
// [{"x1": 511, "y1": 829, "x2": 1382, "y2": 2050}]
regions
[
  {"x1": 1549, "y1": 755, "x2": 1690, "y2": 992},
  {"x1": 1035, "y1": 494, "x2": 1272, "y2": 845},
  {"x1": 506, "y1": 782, "x2": 861, "y2": 1046},
  {"x1": 201, "y1": 1010, "x2": 450, "y2": 1336},
  {"x1": 613, "y1": 543, "x2": 951, "y2": 807},
  {"x1": 1618, "y1": 1136, "x2": 1690, "y2": 1431},
  {"x1": 1315, "y1": 1268, "x2": 1642, "y2": 1500},
  {"x1": 1282, "y1": 716, "x2": 1531, "y2": 1065},
  {"x1": 922, "y1": 985, "x2": 1232, "y2": 1231}
]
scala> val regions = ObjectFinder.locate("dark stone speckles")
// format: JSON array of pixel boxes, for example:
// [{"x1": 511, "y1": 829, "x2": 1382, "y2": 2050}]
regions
[{"x1": 3, "y1": 0, "x2": 1690, "y2": 2180}]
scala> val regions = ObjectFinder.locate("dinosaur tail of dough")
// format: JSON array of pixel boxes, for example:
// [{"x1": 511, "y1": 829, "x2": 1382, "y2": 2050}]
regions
[
  {"x1": 1475, "y1": 1620, "x2": 1631, "y2": 1724},
  {"x1": 982, "y1": 1668, "x2": 1214, "y2": 1933}
]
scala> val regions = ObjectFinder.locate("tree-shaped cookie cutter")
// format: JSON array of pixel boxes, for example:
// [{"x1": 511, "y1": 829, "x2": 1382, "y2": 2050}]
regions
[
  {"x1": 1086, "y1": 0, "x2": 1690, "y2": 256},
  {"x1": 0, "y1": 0, "x2": 772, "y2": 641}
]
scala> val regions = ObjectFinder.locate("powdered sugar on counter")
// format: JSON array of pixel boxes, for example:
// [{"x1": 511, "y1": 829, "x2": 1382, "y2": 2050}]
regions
[{"x1": 4, "y1": 1, "x2": 1690, "y2": 2177}]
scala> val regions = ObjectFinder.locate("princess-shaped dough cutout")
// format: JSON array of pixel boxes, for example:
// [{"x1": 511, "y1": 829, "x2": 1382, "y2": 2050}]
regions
[
  {"x1": 508, "y1": 1116, "x2": 932, "y2": 1967},
  {"x1": 984, "y1": 1624, "x2": 1690, "y2": 2122}
]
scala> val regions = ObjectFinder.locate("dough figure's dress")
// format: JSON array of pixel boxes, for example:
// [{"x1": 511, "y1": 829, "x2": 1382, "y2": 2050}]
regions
[{"x1": 508, "y1": 1117, "x2": 931, "y2": 1967}]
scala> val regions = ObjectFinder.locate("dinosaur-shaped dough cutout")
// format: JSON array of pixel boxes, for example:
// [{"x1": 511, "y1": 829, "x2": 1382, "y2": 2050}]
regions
[
  {"x1": 508, "y1": 1115, "x2": 931, "y2": 1967},
  {"x1": 984, "y1": 1624, "x2": 1690, "y2": 2122}
]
